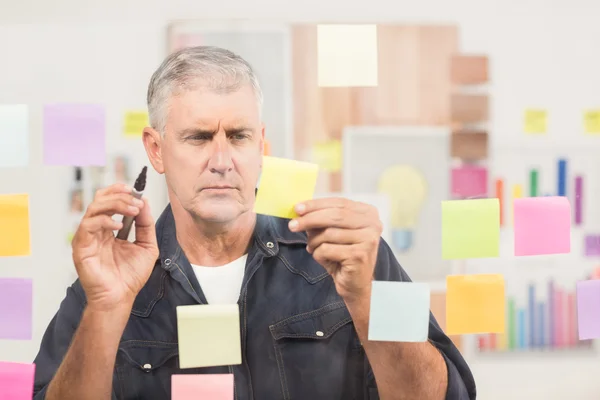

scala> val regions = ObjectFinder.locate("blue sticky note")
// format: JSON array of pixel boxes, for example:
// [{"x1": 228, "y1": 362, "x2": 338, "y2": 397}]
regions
[
  {"x1": 0, "y1": 105, "x2": 29, "y2": 167},
  {"x1": 368, "y1": 281, "x2": 430, "y2": 342}
]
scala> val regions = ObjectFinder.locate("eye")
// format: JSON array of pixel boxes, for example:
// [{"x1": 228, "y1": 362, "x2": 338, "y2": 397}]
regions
[
  {"x1": 232, "y1": 134, "x2": 249, "y2": 141},
  {"x1": 190, "y1": 134, "x2": 211, "y2": 141}
]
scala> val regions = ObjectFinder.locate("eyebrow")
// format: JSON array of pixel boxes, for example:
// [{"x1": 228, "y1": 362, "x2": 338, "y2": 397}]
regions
[{"x1": 177, "y1": 126, "x2": 253, "y2": 137}]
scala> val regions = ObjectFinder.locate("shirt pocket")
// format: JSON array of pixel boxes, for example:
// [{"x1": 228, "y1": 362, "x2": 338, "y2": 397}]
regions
[
  {"x1": 114, "y1": 340, "x2": 181, "y2": 400},
  {"x1": 269, "y1": 302, "x2": 367, "y2": 400}
]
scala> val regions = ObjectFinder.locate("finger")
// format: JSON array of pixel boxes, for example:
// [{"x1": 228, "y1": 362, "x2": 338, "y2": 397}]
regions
[
  {"x1": 294, "y1": 197, "x2": 372, "y2": 216},
  {"x1": 86, "y1": 193, "x2": 143, "y2": 218},
  {"x1": 94, "y1": 183, "x2": 134, "y2": 199},
  {"x1": 312, "y1": 243, "x2": 351, "y2": 269},
  {"x1": 77, "y1": 215, "x2": 123, "y2": 237},
  {"x1": 306, "y1": 227, "x2": 369, "y2": 252},
  {"x1": 289, "y1": 208, "x2": 370, "y2": 232},
  {"x1": 133, "y1": 197, "x2": 157, "y2": 248}
]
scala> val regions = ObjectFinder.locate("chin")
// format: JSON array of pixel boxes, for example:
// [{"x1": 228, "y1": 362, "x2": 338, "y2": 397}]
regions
[{"x1": 192, "y1": 201, "x2": 245, "y2": 223}]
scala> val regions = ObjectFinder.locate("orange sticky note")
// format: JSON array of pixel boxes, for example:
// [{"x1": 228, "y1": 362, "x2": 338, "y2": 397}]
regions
[
  {"x1": 0, "y1": 194, "x2": 30, "y2": 256},
  {"x1": 172, "y1": 374, "x2": 233, "y2": 400},
  {"x1": 446, "y1": 274, "x2": 505, "y2": 334},
  {"x1": 263, "y1": 139, "x2": 271, "y2": 156}
]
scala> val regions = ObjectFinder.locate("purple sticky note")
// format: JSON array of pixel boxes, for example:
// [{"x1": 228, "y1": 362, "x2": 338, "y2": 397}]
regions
[
  {"x1": 0, "y1": 278, "x2": 33, "y2": 340},
  {"x1": 451, "y1": 165, "x2": 488, "y2": 198},
  {"x1": 0, "y1": 362, "x2": 35, "y2": 400},
  {"x1": 513, "y1": 197, "x2": 571, "y2": 256},
  {"x1": 43, "y1": 103, "x2": 106, "y2": 166},
  {"x1": 585, "y1": 235, "x2": 600, "y2": 257},
  {"x1": 576, "y1": 280, "x2": 600, "y2": 340}
]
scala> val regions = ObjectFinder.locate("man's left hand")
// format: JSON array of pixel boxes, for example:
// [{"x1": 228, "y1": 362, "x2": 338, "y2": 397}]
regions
[{"x1": 288, "y1": 198, "x2": 383, "y2": 301}]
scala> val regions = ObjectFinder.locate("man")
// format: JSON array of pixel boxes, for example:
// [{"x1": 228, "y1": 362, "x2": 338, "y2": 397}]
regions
[{"x1": 32, "y1": 46, "x2": 476, "y2": 399}]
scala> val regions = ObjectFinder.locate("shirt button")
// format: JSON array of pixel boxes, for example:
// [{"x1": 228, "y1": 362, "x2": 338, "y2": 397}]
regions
[
  {"x1": 143, "y1": 363, "x2": 152, "y2": 370},
  {"x1": 316, "y1": 331, "x2": 324, "y2": 337},
  {"x1": 266, "y1": 242, "x2": 274, "y2": 248}
]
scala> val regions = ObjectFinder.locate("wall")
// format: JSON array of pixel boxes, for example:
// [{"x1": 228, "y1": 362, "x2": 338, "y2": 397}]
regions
[{"x1": 2, "y1": 1, "x2": 600, "y2": 398}]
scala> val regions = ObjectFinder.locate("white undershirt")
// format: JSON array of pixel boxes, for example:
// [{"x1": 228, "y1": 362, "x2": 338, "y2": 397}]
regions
[{"x1": 191, "y1": 254, "x2": 247, "y2": 304}]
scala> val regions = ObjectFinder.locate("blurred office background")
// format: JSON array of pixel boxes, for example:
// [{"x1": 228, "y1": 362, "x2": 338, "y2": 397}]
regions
[{"x1": 1, "y1": 0, "x2": 600, "y2": 398}]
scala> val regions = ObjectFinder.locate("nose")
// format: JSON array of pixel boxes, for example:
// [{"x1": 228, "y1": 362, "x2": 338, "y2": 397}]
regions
[{"x1": 207, "y1": 135, "x2": 233, "y2": 174}]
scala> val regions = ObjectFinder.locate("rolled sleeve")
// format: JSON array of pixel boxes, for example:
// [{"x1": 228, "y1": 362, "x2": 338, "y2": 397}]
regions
[
  {"x1": 32, "y1": 282, "x2": 86, "y2": 399},
  {"x1": 373, "y1": 239, "x2": 477, "y2": 400}
]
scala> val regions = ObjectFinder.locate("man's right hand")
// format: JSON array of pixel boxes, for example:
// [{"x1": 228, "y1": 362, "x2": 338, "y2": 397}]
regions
[{"x1": 72, "y1": 183, "x2": 159, "y2": 312}]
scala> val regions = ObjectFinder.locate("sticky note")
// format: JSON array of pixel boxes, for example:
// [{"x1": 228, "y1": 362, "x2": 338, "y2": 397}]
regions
[
  {"x1": 312, "y1": 140, "x2": 342, "y2": 172},
  {"x1": 441, "y1": 198, "x2": 500, "y2": 259},
  {"x1": 513, "y1": 196, "x2": 570, "y2": 256},
  {"x1": 172, "y1": 374, "x2": 233, "y2": 400},
  {"x1": 576, "y1": 280, "x2": 600, "y2": 339},
  {"x1": 0, "y1": 194, "x2": 30, "y2": 257},
  {"x1": 176, "y1": 304, "x2": 241, "y2": 369},
  {"x1": 0, "y1": 104, "x2": 28, "y2": 167},
  {"x1": 0, "y1": 362, "x2": 35, "y2": 400},
  {"x1": 368, "y1": 281, "x2": 430, "y2": 342},
  {"x1": 524, "y1": 109, "x2": 547, "y2": 134},
  {"x1": 446, "y1": 274, "x2": 505, "y2": 334},
  {"x1": 254, "y1": 156, "x2": 319, "y2": 219},
  {"x1": 585, "y1": 235, "x2": 600, "y2": 257},
  {"x1": 263, "y1": 139, "x2": 271, "y2": 156},
  {"x1": 451, "y1": 165, "x2": 488, "y2": 198},
  {"x1": 0, "y1": 278, "x2": 33, "y2": 340},
  {"x1": 123, "y1": 110, "x2": 149, "y2": 137},
  {"x1": 43, "y1": 103, "x2": 106, "y2": 166},
  {"x1": 583, "y1": 110, "x2": 600, "y2": 134},
  {"x1": 317, "y1": 24, "x2": 378, "y2": 87}
]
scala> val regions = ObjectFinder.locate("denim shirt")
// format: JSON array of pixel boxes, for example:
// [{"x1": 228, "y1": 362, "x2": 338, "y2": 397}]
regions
[{"x1": 32, "y1": 205, "x2": 476, "y2": 399}]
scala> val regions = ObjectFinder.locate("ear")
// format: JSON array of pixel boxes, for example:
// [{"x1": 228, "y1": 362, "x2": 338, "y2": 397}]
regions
[{"x1": 142, "y1": 127, "x2": 165, "y2": 174}]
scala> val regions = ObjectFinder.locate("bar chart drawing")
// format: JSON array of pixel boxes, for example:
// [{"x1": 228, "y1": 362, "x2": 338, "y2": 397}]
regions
[{"x1": 476, "y1": 278, "x2": 595, "y2": 353}]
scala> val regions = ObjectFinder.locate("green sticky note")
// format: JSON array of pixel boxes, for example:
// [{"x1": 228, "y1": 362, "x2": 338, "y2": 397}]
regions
[
  {"x1": 442, "y1": 198, "x2": 500, "y2": 259},
  {"x1": 176, "y1": 304, "x2": 242, "y2": 369}
]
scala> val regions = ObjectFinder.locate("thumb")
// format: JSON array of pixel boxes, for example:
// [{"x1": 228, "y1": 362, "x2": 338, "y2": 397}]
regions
[{"x1": 134, "y1": 197, "x2": 157, "y2": 248}]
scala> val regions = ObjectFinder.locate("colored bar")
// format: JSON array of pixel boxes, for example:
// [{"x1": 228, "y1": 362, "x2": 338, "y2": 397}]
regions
[
  {"x1": 548, "y1": 280, "x2": 554, "y2": 347},
  {"x1": 512, "y1": 184, "x2": 522, "y2": 226},
  {"x1": 575, "y1": 175, "x2": 583, "y2": 225},
  {"x1": 568, "y1": 292, "x2": 576, "y2": 348},
  {"x1": 518, "y1": 308, "x2": 526, "y2": 349},
  {"x1": 555, "y1": 289, "x2": 563, "y2": 348},
  {"x1": 528, "y1": 284, "x2": 535, "y2": 348},
  {"x1": 557, "y1": 159, "x2": 567, "y2": 196},
  {"x1": 508, "y1": 297, "x2": 516, "y2": 350},
  {"x1": 529, "y1": 169, "x2": 538, "y2": 197},
  {"x1": 538, "y1": 302, "x2": 545, "y2": 347},
  {"x1": 495, "y1": 178, "x2": 504, "y2": 226},
  {"x1": 488, "y1": 333, "x2": 496, "y2": 351},
  {"x1": 478, "y1": 336, "x2": 486, "y2": 352}
]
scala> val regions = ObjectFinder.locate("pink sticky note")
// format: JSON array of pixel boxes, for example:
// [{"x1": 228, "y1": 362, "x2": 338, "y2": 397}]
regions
[
  {"x1": 172, "y1": 374, "x2": 233, "y2": 400},
  {"x1": 43, "y1": 103, "x2": 106, "y2": 166},
  {"x1": 576, "y1": 280, "x2": 600, "y2": 340},
  {"x1": 451, "y1": 165, "x2": 488, "y2": 198},
  {"x1": 513, "y1": 196, "x2": 571, "y2": 256},
  {"x1": 0, "y1": 362, "x2": 35, "y2": 400}
]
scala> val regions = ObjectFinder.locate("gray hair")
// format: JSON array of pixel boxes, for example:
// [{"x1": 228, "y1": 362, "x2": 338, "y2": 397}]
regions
[{"x1": 147, "y1": 45, "x2": 264, "y2": 134}]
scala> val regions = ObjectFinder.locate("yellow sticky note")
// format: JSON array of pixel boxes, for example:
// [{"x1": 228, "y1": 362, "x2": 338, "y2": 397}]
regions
[
  {"x1": 524, "y1": 109, "x2": 547, "y2": 134},
  {"x1": 123, "y1": 111, "x2": 149, "y2": 137},
  {"x1": 254, "y1": 156, "x2": 319, "y2": 219},
  {"x1": 176, "y1": 304, "x2": 241, "y2": 369},
  {"x1": 441, "y1": 198, "x2": 500, "y2": 259},
  {"x1": 312, "y1": 140, "x2": 342, "y2": 172},
  {"x1": 584, "y1": 110, "x2": 600, "y2": 134},
  {"x1": 317, "y1": 24, "x2": 378, "y2": 87},
  {"x1": 446, "y1": 274, "x2": 505, "y2": 334},
  {"x1": 0, "y1": 194, "x2": 30, "y2": 256}
]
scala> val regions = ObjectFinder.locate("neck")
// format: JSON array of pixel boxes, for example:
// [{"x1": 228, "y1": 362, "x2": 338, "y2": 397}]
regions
[{"x1": 172, "y1": 204, "x2": 256, "y2": 267}]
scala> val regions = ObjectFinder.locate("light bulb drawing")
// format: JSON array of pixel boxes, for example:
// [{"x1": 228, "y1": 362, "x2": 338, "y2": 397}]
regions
[{"x1": 377, "y1": 165, "x2": 428, "y2": 252}]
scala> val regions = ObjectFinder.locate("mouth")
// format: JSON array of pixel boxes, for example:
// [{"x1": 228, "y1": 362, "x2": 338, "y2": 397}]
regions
[{"x1": 203, "y1": 186, "x2": 235, "y2": 191}]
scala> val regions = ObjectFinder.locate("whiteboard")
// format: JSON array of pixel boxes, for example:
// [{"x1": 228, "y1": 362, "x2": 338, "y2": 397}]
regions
[{"x1": 342, "y1": 126, "x2": 452, "y2": 281}]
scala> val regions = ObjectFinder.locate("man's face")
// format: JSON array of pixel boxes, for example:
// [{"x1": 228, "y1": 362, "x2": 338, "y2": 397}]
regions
[{"x1": 153, "y1": 84, "x2": 263, "y2": 224}]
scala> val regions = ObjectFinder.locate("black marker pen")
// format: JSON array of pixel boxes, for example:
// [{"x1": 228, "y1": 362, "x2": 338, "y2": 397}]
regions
[{"x1": 116, "y1": 166, "x2": 147, "y2": 240}]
